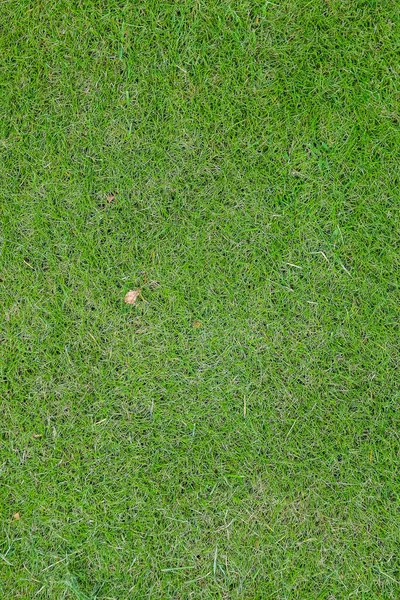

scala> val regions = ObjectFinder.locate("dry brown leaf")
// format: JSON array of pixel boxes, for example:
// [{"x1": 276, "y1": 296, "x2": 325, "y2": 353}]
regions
[
  {"x1": 193, "y1": 320, "x2": 201, "y2": 328},
  {"x1": 107, "y1": 193, "x2": 115, "y2": 203},
  {"x1": 12, "y1": 512, "x2": 20, "y2": 521},
  {"x1": 124, "y1": 289, "x2": 141, "y2": 305}
]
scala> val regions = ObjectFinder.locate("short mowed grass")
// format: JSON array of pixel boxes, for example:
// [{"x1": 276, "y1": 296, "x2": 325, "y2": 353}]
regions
[{"x1": 1, "y1": 0, "x2": 399, "y2": 598}]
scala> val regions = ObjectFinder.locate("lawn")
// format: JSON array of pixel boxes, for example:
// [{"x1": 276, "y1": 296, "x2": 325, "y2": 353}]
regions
[{"x1": 1, "y1": 0, "x2": 399, "y2": 598}]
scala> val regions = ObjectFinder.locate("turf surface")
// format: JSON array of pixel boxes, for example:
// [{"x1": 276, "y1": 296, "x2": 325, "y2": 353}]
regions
[{"x1": 1, "y1": 0, "x2": 400, "y2": 598}]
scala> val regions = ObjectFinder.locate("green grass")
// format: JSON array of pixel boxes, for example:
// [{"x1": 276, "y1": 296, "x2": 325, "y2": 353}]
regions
[{"x1": 1, "y1": 0, "x2": 399, "y2": 597}]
